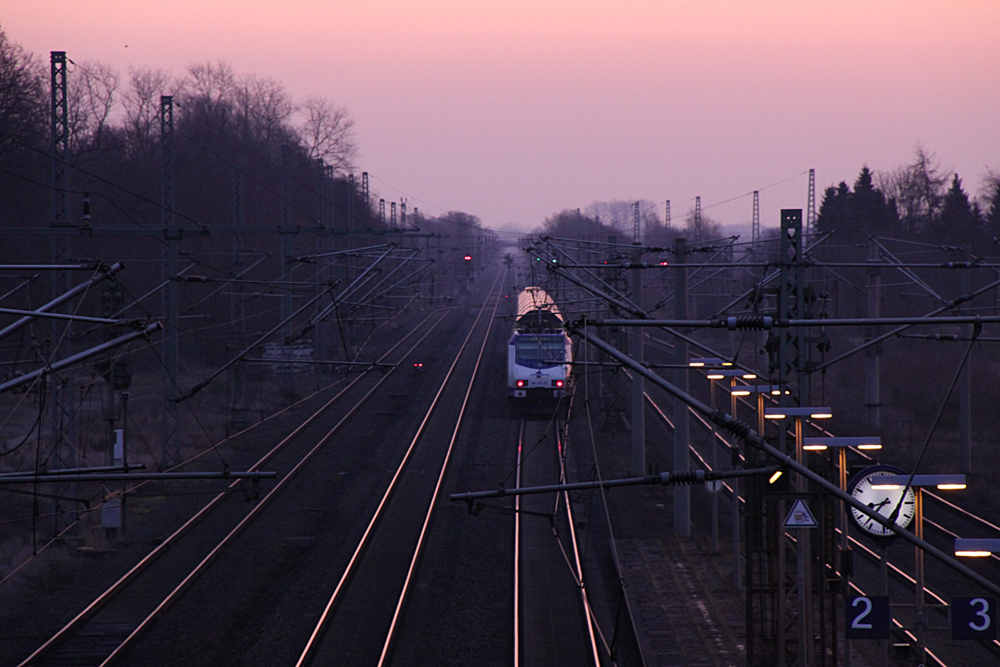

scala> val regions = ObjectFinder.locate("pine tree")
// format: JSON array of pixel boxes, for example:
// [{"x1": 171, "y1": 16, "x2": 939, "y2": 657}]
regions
[{"x1": 931, "y1": 174, "x2": 981, "y2": 245}]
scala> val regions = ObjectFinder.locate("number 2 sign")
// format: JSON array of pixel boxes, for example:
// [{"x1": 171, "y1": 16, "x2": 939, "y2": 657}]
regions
[
  {"x1": 845, "y1": 596, "x2": 890, "y2": 639},
  {"x1": 952, "y1": 597, "x2": 997, "y2": 640}
]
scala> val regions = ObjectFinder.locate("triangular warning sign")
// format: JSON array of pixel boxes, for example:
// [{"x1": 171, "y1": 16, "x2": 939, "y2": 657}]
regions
[{"x1": 784, "y1": 499, "x2": 818, "y2": 528}]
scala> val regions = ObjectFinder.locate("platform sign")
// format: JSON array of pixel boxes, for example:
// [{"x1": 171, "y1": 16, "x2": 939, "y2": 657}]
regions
[
  {"x1": 784, "y1": 499, "x2": 818, "y2": 528},
  {"x1": 952, "y1": 597, "x2": 997, "y2": 640},
  {"x1": 845, "y1": 595, "x2": 890, "y2": 639}
]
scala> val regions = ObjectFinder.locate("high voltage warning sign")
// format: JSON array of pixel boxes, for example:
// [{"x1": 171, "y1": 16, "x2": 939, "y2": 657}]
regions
[{"x1": 784, "y1": 499, "x2": 818, "y2": 528}]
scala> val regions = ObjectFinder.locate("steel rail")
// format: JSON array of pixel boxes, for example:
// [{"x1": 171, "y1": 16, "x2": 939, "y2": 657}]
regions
[
  {"x1": 514, "y1": 418, "x2": 525, "y2": 667},
  {"x1": 845, "y1": 577, "x2": 948, "y2": 667},
  {"x1": 295, "y1": 270, "x2": 503, "y2": 666},
  {"x1": 639, "y1": 356, "x2": 1000, "y2": 665},
  {"x1": 556, "y1": 418, "x2": 603, "y2": 666},
  {"x1": 378, "y1": 276, "x2": 503, "y2": 665},
  {"x1": 568, "y1": 323, "x2": 1000, "y2": 599},
  {"x1": 644, "y1": 384, "x2": 968, "y2": 665},
  {"x1": 17, "y1": 309, "x2": 447, "y2": 667},
  {"x1": 98, "y1": 309, "x2": 453, "y2": 667}
]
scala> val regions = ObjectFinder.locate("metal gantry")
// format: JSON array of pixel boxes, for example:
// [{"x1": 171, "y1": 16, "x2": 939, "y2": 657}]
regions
[{"x1": 525, "y1": 212, "x2": 1000, "y2": 666}]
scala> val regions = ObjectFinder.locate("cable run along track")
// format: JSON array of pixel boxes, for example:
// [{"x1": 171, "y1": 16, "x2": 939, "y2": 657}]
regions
[
  {"x1": 293, "y1": 269, "x2": 505, "y2": 666},
  {"x1": 17, "y1": 284, "x2": 494, "y2": 666},
  {"x1": 514, "y1": 415, "x2": 602, "y2": 667}
]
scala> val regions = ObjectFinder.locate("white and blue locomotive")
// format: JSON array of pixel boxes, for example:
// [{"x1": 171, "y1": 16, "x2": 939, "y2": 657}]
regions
[{"x1": 508, "y1": 287, "x2": 573, "y2": 401}]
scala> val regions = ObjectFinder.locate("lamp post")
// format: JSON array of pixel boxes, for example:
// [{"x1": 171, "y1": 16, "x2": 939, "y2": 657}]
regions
[
  {"x1": 874, "y1": 473, "x2": 966, "y2": 664},
  {"x1": 696, "y1": 365, "x2": 755, "y2": 553},
  {"x1": 706, "y1": 369, "x2": 756, "y2": 575},
  {"x1": 803, "y1": 436, "x2": 883, "y2": 667},
  {"x1": 764, "y1": 406, "x2": 833, "y2": 667},
  {"x1": 728, "y1": 382, "x2": 784, "y2": 663}
]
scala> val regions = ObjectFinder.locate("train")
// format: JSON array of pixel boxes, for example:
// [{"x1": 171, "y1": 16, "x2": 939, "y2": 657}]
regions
[{"x1": 507, "y1": 287, "x2": 573, "y2": 402}]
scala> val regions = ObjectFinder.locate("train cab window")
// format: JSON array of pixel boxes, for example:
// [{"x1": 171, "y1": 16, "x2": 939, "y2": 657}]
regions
[{"x1": 515, "y1": 335, "x2": 566, "y2": 366}]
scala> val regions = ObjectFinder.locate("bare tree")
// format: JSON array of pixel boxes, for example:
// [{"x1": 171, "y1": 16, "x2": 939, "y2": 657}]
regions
[
  {"x1": 876, "y1": 145, "x2": 949, "y2": 236},
  {"x1": 684, "y1": 207, "x2": 722, "y2": 241},
  {"x1": 297, "y1": 96, "x2": 357, "y2": 173},
  {"x1": 981, "y1": 168, "x2": 1000, "y2": 238},
  {"x1": 186, "y1": 61, "x2": 235, "y2": 108},
  {"x1": 68, "y1": 60, "x2": 120, "y2": 156},
  {"x1": 0, "y1": 26, "x2": 45, "y2": 158},
  {"x1": 584, "y1": 200, "x2": 633, "y2": 234},
  {"x1": 121, "y1": 66, "x2": 172, "y2": 158},
  {"x1": 235, "y1": 75, "x2": 294, "y2": 148}
]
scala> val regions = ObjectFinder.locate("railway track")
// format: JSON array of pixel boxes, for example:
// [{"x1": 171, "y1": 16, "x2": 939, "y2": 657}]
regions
[
  {"x1": 639, "y1": 366, "x2": 1000, "y2": 666},
  {"x1": 16, "y1": 285, "x2": 495, "y2": 665},
  {"x1": 514, "y1": 415, "x2": 599, "y2": 666},
  {"x1": 292, "y1": 270, "x2": 504, "y2": 666}
]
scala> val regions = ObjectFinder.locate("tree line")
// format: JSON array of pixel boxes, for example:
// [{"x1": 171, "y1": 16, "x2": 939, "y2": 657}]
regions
[
  {"x1": 535, "y1": 199, "x2": 725, "y2": 250},
  {"x1": 0, "y1": 25, "x2": 488, "y2": 256},
  {"x1": 817, "y1": 147, "x2": 1000, "y2": 247}
]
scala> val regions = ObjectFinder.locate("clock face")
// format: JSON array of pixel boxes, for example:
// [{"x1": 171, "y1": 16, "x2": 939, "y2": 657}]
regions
[{"x1": 847, "y1": 465, "x2": 916, "y2": 537}]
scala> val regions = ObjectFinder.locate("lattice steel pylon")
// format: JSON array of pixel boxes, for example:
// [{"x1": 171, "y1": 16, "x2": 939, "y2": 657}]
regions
[
  {"x1": 752, "y1": 190, "x2": 760, "y2": 244},
  {"x1": 161, "y1": 95, "x2": 180, "y2": 464},
  {"x1": 745, "y1": 209, "x2": 831, "y2": 666},
  {"x1": 633, "y1": 201, "x2": 641, "y2": 244},
  {"x1": 806, "y1": 168, "x2": 816, "y2": 236},
  {"x1": 50, "y1": 52, "x2": 69, "y2": 230}
]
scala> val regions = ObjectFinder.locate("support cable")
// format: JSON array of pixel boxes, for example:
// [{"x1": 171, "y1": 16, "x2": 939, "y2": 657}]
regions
[{"x1": 566, "y1": 321, "x2": 1000, "y2": 598}]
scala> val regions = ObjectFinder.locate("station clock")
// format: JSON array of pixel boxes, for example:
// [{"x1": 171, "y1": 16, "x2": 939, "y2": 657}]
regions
[{"x1": 846, "y1": 464, "x2": 916, "y2": 538}]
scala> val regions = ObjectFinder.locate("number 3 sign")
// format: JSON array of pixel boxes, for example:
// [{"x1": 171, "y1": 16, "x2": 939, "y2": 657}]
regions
[
  {"x1": 845, "y1": 596, "x2": 890, "y2": 639},
  {"x1": 952, "y1": 597, "x2": 997, "y2": 640}
]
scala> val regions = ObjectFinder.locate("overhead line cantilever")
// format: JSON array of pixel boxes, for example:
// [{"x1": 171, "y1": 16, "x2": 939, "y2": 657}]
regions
[{"x1": 567, "y1": 321, "x2": 1000, "y2": 598}]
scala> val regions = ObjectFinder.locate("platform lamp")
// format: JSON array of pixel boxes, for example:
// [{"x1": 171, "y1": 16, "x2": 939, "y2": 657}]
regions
[
  {"x1": 764, "y1": 406, "x2": 833, "y2": 665},
  {"x1": 688, "y1": 356, "x2": 733, "y2": 368},
  {"x1": 804, "y1": 436, "x2": 882, "y2": 667},
  {"x1": 955, "y1": 538, "x2": 1000, "y2": 557},
  {"x1": 764, "y1": 407, "x2": 833, "y2": 469},
  {"x1": 875, "y1": 473, "x2": 966, "y2": 665}
]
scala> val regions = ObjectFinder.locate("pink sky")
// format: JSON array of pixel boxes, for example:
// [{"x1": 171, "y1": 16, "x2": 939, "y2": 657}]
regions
[{"x1": 5, "y1": 1, "x2": 999, "y2": 235}]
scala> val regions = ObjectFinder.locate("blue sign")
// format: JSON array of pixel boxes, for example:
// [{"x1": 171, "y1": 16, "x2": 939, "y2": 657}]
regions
[
  {"x1": 845, "y1": 596, "x2": 890, "y2": 639},
  {"x1": 952, "y1": 597, "x2": 997, "y2": 640}
]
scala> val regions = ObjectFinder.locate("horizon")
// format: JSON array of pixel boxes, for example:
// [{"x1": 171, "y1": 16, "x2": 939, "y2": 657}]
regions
[{"x1": 4, "y1": 1, "x2": 998, "y2": 235}]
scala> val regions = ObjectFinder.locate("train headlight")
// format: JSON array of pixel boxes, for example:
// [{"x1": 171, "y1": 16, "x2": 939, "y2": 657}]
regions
[
  {"x1": 516, "y1": 380, "x2": 525, "y2": 388},
  {"x1": 553, "y1": 380, "x2": 564, "y2": 388}
]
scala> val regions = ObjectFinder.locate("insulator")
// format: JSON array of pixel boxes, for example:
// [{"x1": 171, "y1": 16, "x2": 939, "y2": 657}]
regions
[
  {"x1": 725, "y1": 417, "x2": 753, "y2": 441},
  {"x1": 726, "y1": 315, "x2": 773, "y2": 330},
  {"x1": 662, "y1": 470, "x2": 703, "y2": 485}
]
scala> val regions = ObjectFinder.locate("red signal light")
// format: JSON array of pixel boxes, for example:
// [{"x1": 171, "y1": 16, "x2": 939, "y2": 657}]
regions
[
  {"x1": 464, "y1": 255, "x2": 472, "y2": 261},
  {"x1": 659, "y1": 261, "x2": 669, "y2": 266}
]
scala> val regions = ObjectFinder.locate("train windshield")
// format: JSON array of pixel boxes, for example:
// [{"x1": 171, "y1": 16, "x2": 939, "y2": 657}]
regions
[{"x1": 515, "y1": 334, "x2": 567, "y2": 367}]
